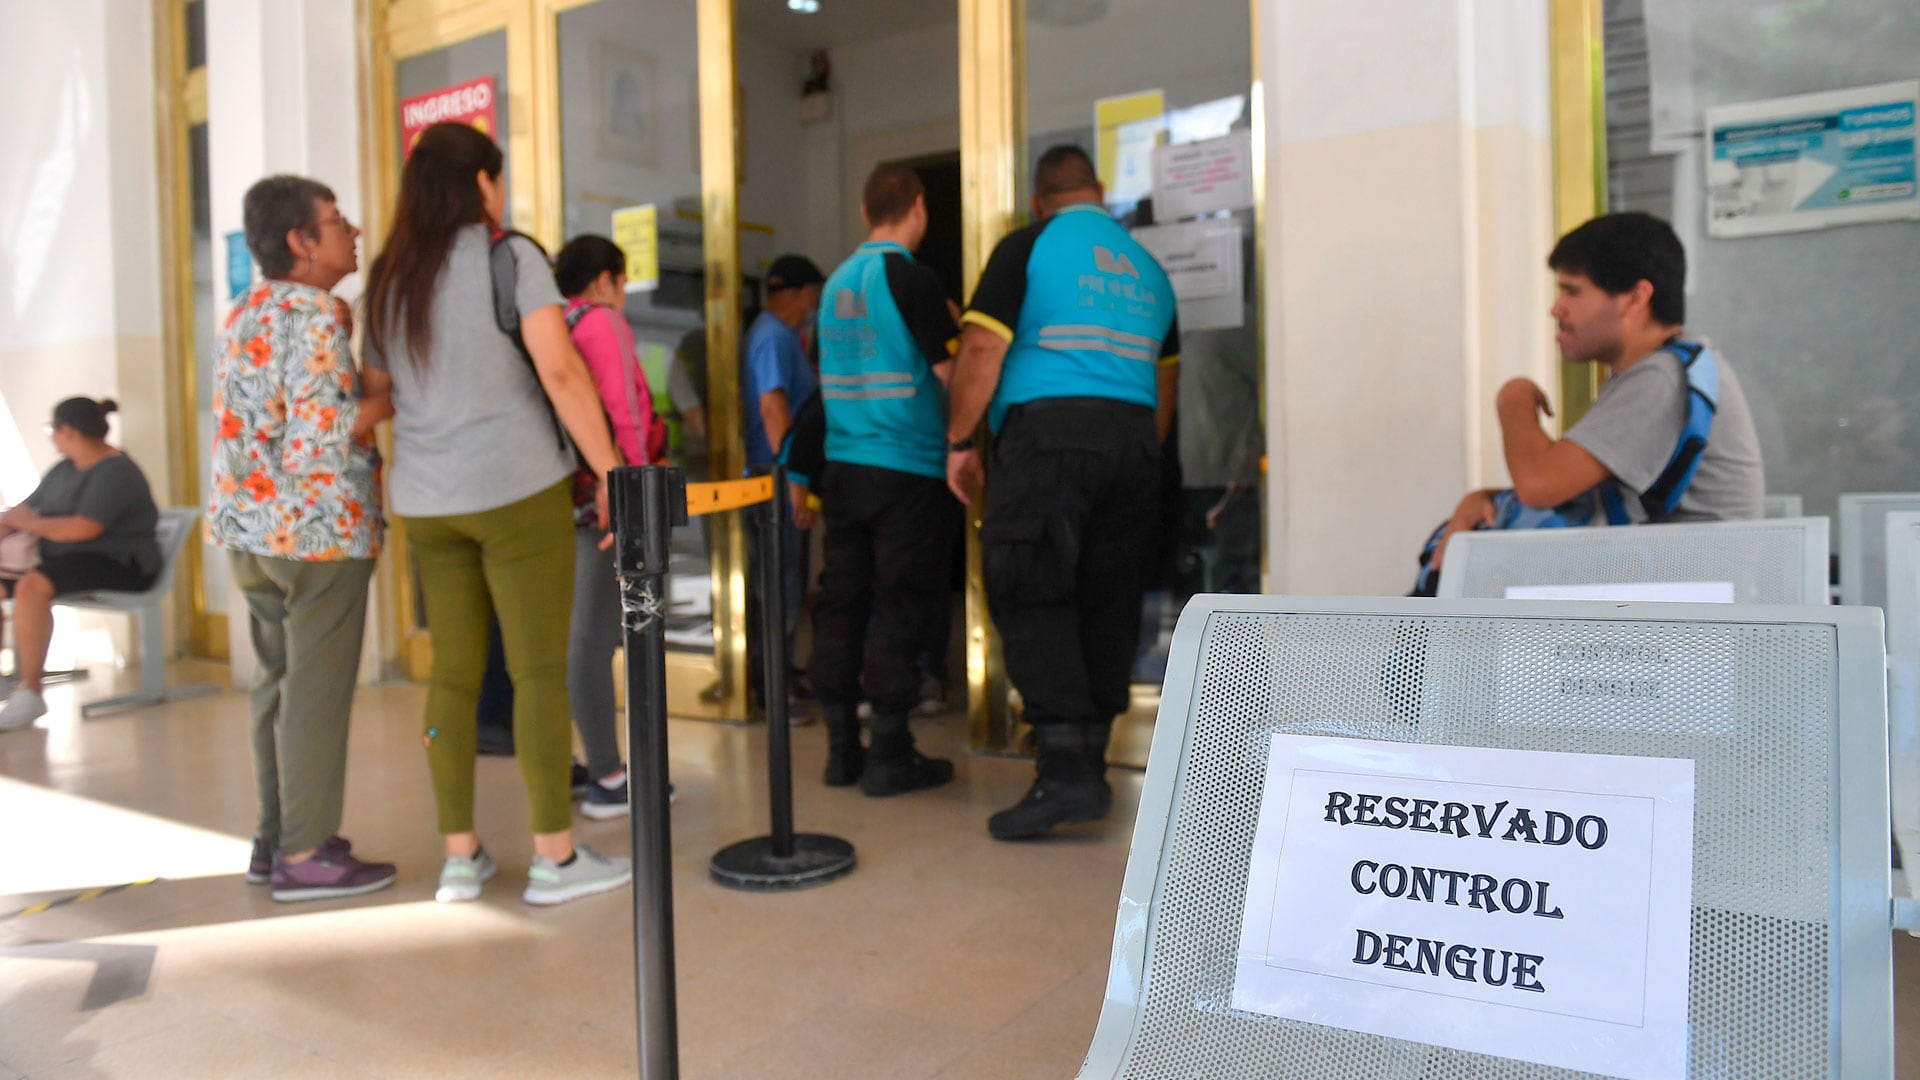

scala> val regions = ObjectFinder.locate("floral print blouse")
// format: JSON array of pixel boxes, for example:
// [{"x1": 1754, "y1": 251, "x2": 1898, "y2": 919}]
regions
[{"x1": 206, "y1": 280, "x2": 384, "y2": 561}]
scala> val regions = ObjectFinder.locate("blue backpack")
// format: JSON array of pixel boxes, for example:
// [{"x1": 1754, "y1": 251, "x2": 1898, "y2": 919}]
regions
[{"x1": 1411, "y1": 339, "x2": 1720, "y2": 596}]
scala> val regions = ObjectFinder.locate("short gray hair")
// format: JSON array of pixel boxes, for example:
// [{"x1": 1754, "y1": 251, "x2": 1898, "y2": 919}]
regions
[{"x1": 243, "y1": 175, "x2": 336, "y2": 277}]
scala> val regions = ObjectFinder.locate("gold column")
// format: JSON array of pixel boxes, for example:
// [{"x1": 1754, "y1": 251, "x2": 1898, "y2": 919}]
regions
[
  {"x1": 699, "y1": 0, "x2": 749, "y2": 720},
  {"x1": 1548, "y1": 0, "x2": 1607, "y2": 425},
  {"x1": 958, "y1": 0, "x2": 1024, "y2": 753}
]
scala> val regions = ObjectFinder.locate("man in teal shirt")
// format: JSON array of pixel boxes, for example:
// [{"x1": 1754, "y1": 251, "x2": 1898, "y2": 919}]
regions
[
  {"x1": 945, "y1": 145, "x2": 1181, "y2": 841},
  {"x1": 809, "y1": 164, "x2": 962, "y2": 795}
]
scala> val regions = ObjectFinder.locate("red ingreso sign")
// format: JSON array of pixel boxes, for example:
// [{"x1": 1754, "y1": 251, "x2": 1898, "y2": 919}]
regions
[{"x1": 399, "y1": 76, "x2": 496, "y2": 158}]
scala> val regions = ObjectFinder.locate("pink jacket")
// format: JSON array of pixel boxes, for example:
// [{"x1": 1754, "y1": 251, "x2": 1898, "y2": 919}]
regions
[{"x1": 566, "y1": 298, "x2": 660, "y2": 465}]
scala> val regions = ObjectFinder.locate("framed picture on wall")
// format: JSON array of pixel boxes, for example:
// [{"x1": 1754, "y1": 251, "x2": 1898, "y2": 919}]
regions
[{"x1": 594, "y1": 42, "x2": 658, "y2": 167}]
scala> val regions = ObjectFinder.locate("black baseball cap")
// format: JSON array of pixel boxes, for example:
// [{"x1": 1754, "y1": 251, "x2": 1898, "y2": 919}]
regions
[{"x1": 765, "y1": 254, "x2": 825, "y2": 293}]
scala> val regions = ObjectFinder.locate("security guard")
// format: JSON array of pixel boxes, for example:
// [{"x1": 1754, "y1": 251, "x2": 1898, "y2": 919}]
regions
[
  {"x1": 946, "y1": 145, "x2": 1179, "y2": 841},
  {"x1": 810, "y1": 163, "x2": 963, "y2": 796}
]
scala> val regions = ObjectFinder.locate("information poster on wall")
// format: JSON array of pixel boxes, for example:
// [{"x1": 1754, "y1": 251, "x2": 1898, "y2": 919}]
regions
[
  {"x1": 1094, "y1": 90, "x2": 1165, "y2": 209},
  {"x1": 1234, "y1": 734, "x2": 1695, "y2": 1080},
  {"x1": 224, "y1": 231, "x2": 253, "y2": 302},
  {"x1": 399, "y1": 76, "x2": 497, "y2": 159},
  {"x1": 611, "y1": 204, "x2": 659, "y2": 292},
  {"x1": 1152, "y1": 130, "x2": 1254, "y2": 221},
  {"x1": 1706, "y1": 80, "x2": 1919, "y2": 238},
  {"x1": 1131, "y1": 220, "x2": 1243, "y2": 331}
]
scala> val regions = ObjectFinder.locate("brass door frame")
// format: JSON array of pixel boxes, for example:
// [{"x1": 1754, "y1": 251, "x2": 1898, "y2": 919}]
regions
[
  {"x1": 359, "y1": 0, "x2": 748, "y2": 718},
  {"x1": 153, "y1": 0, "x2": 226, "y2": 660},
  {"x1": 957, "y1": 0, "x2": 1269, "y2": 764},
  {"x1": 1549, "y1": 0, "x2": 1607, "y2": 425}
]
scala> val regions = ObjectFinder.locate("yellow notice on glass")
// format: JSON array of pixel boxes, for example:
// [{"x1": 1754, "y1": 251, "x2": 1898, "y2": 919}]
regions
[
  {"x1": 1094, "y1": 90, "x2": 1166, "y2": 200},
  {"x1": 612, "y1": 204, "x2": 659, "y2": 292}
]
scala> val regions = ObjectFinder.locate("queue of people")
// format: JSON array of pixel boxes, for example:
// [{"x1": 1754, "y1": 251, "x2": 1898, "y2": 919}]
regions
[{"x1": 0, "y1": 119, "x2": 1767, "y2": 897}]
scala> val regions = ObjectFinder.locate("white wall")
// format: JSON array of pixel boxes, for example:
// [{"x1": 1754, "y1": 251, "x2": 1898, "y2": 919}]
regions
[
  {"x1": 0, "y1": 0, "x2": 163, "y2": 503},
  {"x1": 1262, "y1": 0, "x2": 1556, "y2": 595}
]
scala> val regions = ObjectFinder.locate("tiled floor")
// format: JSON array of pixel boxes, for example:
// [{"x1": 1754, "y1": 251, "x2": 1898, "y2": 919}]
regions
[{"x1": 3, "y1": 666, "x2": 1920, "y2": 1078}]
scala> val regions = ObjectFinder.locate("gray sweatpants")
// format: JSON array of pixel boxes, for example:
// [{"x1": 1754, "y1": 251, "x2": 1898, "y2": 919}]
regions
[
  {"x1": 567, "y1": 527, "x2": 624, "y2": 778},
  {"x1": 230, "y1": 553, "x2": 375, "y2": 856}
]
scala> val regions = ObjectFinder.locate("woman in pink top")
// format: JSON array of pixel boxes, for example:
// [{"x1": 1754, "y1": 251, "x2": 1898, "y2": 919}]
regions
[{"x1": 554, "y1": 235, "x2": 666, "y2": 818}]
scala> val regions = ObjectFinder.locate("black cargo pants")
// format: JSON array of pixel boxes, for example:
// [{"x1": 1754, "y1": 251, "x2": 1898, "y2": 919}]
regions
[{"x1": 982, "y1": 398, "x2": 1161, "y2": 728}]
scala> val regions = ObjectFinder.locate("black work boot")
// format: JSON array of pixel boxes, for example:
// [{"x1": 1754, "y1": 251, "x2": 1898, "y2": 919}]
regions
[
  {"x1": 988, "y1": 723, "x2": 1113, "y2": 841},
  {"x1": 821, "y1": 703, "x2": 865, "y2": 787},
  {"x1": 860, "y1": 712, "x2": 954, "y2": 796}
]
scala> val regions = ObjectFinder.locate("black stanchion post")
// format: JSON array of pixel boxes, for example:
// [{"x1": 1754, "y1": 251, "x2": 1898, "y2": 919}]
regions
[
  {"x1": 612, "y1": 465, "x2": 686, "y2": 1080},
  {"x1": 709, "y1": 466, "x2": 857, "y2": 891}
]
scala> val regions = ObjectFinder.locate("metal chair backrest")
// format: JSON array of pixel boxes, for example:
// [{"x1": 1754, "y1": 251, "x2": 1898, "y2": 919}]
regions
[
  {"x1": 1436, "y1": 518, "x2": 1829, "y2": 605},
  {"x1": 1080, "y1": 595, "x2": 1892, "y2": 1079},
  {"x1": 1839, "y1": 493, "x2": 1920, "y2": 612},
  {"x1": 1884, "y1": 512, "x2": 1920, "y2": 908}
]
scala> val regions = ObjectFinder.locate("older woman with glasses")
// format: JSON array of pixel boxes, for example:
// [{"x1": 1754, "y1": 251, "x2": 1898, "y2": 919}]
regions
[
  {"x1": 0, "y1": 397, "x2": 161, "y2": 731},
  {"x1": 207, "y1": 174, "x2": 396, "y2": 902}
]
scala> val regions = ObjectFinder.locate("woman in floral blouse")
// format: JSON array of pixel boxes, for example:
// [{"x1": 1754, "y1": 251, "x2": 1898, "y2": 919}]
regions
[{"x1": 207, "y1": 174, "x2": 395, "y2": 903}]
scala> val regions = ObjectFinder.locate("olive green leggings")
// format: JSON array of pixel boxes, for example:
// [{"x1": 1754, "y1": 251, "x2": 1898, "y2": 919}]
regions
[{"x1": 403, "y1": 480, "x2": 577, "y2": 836}]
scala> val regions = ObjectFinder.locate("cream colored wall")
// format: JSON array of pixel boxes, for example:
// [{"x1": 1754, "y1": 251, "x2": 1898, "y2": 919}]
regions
[{"x1": 1260, "y1": 0, "x2": 1554, "y2": 596}]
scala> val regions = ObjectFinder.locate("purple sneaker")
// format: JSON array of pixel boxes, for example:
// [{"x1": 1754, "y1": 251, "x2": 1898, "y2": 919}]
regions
[
  {"x1": 247, "y1": 838, "x2": 274, "y2": 886},
  {"x1": 270, "y1": 844, "x2": 397, "y2": 903}
]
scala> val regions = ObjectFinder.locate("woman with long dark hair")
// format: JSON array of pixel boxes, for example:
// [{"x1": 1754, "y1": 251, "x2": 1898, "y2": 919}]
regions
[
  {"x1": 362, "y1": 122, "x2": 629, "y2": 906},
  {"x1": 0, "y1": 397, "x2": 160, "y2": 731}
]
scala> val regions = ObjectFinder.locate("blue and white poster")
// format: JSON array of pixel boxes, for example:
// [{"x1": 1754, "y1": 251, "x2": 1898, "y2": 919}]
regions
[
  {"x1": 225, "y1": 231, "x2": 254, "y2": 301},
  {"x1": 1706, "y1": 80, "x2": 1919, "y2": 238}
]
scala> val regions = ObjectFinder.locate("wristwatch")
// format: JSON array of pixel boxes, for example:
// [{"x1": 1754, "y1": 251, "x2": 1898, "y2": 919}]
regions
[{"x1": 947, "y1": 437, "x2": 976, "y2": 453}]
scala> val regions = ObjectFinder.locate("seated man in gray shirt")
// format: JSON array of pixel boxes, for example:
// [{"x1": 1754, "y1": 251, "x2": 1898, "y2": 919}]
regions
[{"x1": 1433, "y1": 211, "x2": 1765, "y2": 564}]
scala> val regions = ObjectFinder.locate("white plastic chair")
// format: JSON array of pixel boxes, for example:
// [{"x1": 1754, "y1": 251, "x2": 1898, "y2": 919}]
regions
[
  {"x1": 58, "y1": 508, "x2": 220, "y2": 717},
  {"x1": 1884, "y1": 511, "x2": 1920, "y2": 925},
  {"x1": 1080, "y1": 595, "x2": 1895, "y2": 1078},
  {"x1": 1838, "y1": 492, "x2": 1920, "y2": 613},
  {"x1": 1436, "y1": 517, "x2": 1829, "y2": 604},
  {"x1": 1763, "y1": 493, "x2": 1803, "y2": 518}
]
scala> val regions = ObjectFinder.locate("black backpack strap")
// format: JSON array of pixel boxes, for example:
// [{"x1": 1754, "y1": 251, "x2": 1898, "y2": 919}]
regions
[{"x1": 488, "y1": 230, "x2": 569, "y2": 453}]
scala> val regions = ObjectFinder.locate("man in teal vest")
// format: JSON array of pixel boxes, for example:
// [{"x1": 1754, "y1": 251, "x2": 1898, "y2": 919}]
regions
[
  {"x1": 810, "y1": 163, "x2": 964, "y2": 795},
  {"x1": 946, "y1": 145, "x2": 1181, "y2": 840}
]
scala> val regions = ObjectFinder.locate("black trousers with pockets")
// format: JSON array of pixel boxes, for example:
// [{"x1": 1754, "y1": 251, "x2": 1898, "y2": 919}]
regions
[
  {"x1": 982, "y1": 398, "x2": 1161, "y2": 728},
  {"x1": 809, "y1": 463, "x2": 962, "y2": 715}
]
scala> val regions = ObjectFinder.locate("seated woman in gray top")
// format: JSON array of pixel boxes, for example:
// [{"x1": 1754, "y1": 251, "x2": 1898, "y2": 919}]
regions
[
  {"x1": 361, "y1": 121, "x2": 629, "y2": 906},
  {"x1": 0, "y1": 397, "x2": 160, "y2": 732}
]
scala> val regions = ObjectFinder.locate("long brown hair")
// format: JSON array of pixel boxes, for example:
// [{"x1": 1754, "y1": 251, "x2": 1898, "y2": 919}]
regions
[{"x1": 363, "y1": 123, "x2": 503, "y2": 368}]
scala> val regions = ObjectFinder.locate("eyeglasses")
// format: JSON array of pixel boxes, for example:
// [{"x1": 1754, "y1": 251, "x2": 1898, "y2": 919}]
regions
[{"x1": 310, "y1": 214, "x2": 355, "y2": 232}]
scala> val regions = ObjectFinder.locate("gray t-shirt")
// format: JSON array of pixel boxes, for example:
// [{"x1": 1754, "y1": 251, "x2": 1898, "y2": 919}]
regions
[
  {"x1": 25, "y1": 454, "x2": 161, "y2": 573},
  {"x1": 363, "y1": 225, "x2": 573, "y2": 516},
  {"x1": 1563, "y1": 343, "x2": 1765, "y2": 523}
]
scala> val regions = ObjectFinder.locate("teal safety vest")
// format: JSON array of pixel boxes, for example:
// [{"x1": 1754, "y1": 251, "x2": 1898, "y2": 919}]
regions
[
  {"x1": 990, "y1": 204, "x2": 1176, "y2": 431},
  {"x1": 816, "y1": 241, "x2": 947, "y2": 480}
]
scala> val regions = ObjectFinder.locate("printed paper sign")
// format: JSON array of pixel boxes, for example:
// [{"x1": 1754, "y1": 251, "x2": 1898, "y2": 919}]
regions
[
  {"x1": 224, "y1": 231, "x2": 253, "y2": 302},
  {"x1": 612, "y1": 204, "x2": 659, "y2": 292},
  {"x1": 1132, "y1": 220, "x2": 1244, "y2": 332},
  {"x1": 1706, "y1": 80, "x2": 1919, "y2": 238},
  {"x1": 1152, "y1": 130, "x2": 1254, "y2": 221},
  {"x1": 1235, "y1": 734, "x2": 1695, "y2": 1080},
  {"x1": 399, "y1": 76, "x2": 497, "y2": 159},
  {"x1": 1505, "y1": 581, "x2": 1736, "y2": 603}
]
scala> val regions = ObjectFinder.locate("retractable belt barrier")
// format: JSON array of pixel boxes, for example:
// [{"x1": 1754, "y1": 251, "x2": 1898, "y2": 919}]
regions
[{"x1": 609, "y1": 464, "x2": 857, "y2": 1080}]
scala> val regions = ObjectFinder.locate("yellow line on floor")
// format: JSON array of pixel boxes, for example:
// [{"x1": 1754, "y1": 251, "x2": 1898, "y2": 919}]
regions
[{"x1": 1, "y1": 878, "x2": 160, "y2": 922}]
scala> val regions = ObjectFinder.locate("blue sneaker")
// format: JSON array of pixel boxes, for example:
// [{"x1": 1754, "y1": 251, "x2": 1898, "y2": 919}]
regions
[{"x1": 581, "y1": 775, "x2": 629, "y2": 820}]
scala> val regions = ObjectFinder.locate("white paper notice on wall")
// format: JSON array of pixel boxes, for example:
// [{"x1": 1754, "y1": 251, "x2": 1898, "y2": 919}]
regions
[
  {"x1": 1505, "y1": 581, "x2": 1737, "y2": 603},
  {"x1": 1234, "y1": 734, "x2": 1696, "y2": 1080},
  {"x1": 1131, "y1": 220, "x2": 1243, "y2": 331},
  {"x1": 1151, "y1": 129, "x2": 1254, "y2": 221}
]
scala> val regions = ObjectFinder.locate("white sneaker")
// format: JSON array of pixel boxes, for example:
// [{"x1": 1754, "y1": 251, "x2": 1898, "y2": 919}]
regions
[
  {"x1": 435, "y1": 848, "x2": 497, "y2": 903},
  {"x1": 0, "y1": 689, "x2": 47, "y2": 732},
  {"x1": 523, "y1": 843, "x2": 633, "y2": 906}
]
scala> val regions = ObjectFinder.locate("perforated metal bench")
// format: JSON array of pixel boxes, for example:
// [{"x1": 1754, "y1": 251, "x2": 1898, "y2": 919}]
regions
[
  {"x1": 1080, "y1": 595, "x2": 1894, "y2": 1078},
  {"x1": 57, "y1": 507, "x2": 220, "y2": 717},
  {"x1": 1437, "y1": 517, "x2": 1829, "y2": 605}
]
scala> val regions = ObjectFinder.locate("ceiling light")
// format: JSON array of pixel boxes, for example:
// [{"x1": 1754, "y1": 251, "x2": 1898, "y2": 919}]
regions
[{"x1": 788, "y1": 0, "x2": 820, "y2": 12}]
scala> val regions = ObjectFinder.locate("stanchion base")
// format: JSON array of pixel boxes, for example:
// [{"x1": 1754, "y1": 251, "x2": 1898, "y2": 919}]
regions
[{"x1": 709, "y1": 834, "x2": 856, "y2": 892}]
